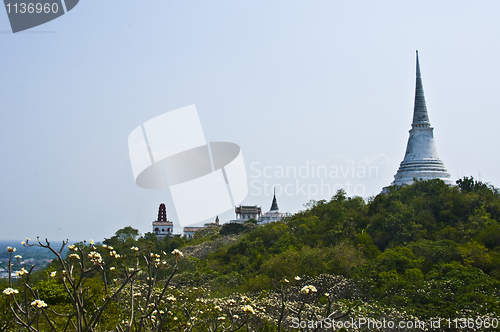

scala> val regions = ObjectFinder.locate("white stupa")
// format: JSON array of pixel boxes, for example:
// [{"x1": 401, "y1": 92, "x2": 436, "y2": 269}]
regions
[{"x1": 387, "y1": 51, "x2": 453, "y2": 189}]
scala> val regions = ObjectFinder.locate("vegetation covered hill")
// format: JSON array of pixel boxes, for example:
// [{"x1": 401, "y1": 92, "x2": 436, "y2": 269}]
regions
[
  {"x1": 2, "y1": 177, "x2": 499, "y2": 331},
  {"x1": 178, "y1": 177, "x2": 500, "y2": 319}
]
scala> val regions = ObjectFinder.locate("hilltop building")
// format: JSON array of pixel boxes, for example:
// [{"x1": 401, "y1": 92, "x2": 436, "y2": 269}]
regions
[
  {"x1": 259, "y1": 189, "x2": 286, "y2": 224},
  {"x1": 183, "y1": 226, "x2": 204, "y2": 239},
  {"x1": 232, "y1": 205, "x2": 262, "y2": 223},
  {"x1": 152, "y1": 203, "x2": 174, "y2": 240},
  {"x1": 385, "y1": 51, "x2": 453, "y2": 190},
  {"x1": 184, "y1": 216, "x2": 220, "y2": 239},
  {"x1": 183, "y1": 193, "x2": 286, "y2": 236}
]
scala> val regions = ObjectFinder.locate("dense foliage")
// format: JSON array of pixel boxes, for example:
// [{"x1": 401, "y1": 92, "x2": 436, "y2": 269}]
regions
[
  {"x1": 186, "y1": 178, "x2": 500, "y2": 319},
  {"x1": 1, "y1": 177, "x2": 500, "y2": 331}
]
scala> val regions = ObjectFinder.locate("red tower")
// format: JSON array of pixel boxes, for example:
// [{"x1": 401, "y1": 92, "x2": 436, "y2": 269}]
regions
[
  {"x1": 152, "y1": 203, "x2": 173, "y2": 239},
  {"x1": 157, "y1": 203, "x2": 167, "y2": 222}
]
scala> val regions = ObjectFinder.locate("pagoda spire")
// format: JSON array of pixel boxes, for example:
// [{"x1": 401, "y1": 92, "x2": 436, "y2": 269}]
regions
[
  {"x1": 383, "y1": 51, "x2": 453, "y2": 190},
  {"x1": 270, "y1": 188, "x2": 279, "y2": 211},
  {"x1": 412, "y1": 50, "x2": 430, "y2": 126}
]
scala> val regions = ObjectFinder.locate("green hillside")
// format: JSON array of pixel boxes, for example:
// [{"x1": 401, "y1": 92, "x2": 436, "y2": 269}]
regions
[
  {"x1": 179, "y1": 177, "x2": 500, "y2": 319},
  {"x1": 2, "y1": 177, "x2": 499, "y2": 331}
]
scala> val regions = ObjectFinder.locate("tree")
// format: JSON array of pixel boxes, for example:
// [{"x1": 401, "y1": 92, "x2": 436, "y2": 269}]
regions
[{"x1": 109, "y1": 226, "x2": 140, "y2": 243}]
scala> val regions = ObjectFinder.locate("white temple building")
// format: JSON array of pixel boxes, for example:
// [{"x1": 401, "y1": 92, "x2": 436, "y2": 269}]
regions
[
  {"x1": 259, "y1": 189, "x2": 286, "y2": 224},
  {"x1": 231, "y1": 205, "x2": 262, "y2": 223},
  {"x1": 386, "y1": 51, "x2": 453, "y2": 190},
  {"x1": 152, "y1": 203, "x2": 174, "y2": 240},
  {"x1": 229, "y1": 190, "x2": 286, "y2": 224}
]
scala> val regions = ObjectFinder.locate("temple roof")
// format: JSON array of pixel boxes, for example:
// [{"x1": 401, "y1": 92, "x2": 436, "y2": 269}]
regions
[
  {"x1": 270, "y1": 188, "x2": 279, "y2": 211},
  {"x1": 153, "y1": 221, "x2": 173, "y2": 226},
  {"x1": 184, "y1": 227, "x2": 204, "y2": 232},
  {"x1": 412, "y1": 50, "x2": 430, "y2": 126},
  {"x1": 235, "y1": 206, "x2": 261, "y2": 213}
]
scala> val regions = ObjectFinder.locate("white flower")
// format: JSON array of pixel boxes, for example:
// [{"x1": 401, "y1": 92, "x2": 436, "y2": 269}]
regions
[
  {"x1": 69, "y1": 254, "x2": 80, "y2": 260},
  {"x1": 50, "y1": 271, "x2": 57, "y2": 277},
  {"x1": 325, "y1": 292, "x2": 330, "y2": 297},
  {"x1": 68, "y1": 245, "x2": 76, "y2": 251},
  {"x1": 16, "y1": 268, "x2": 28, "y2": 277},
  {"x1": 166, "y1": 296, "x2": 176, "y2": 301},
  {"x1": 241, "y1": 305, "x2": 254, "y2": 314},
  {"x1": 131, "y1": 246, "x2": 139, "y2": 251},
  {"x1": 31, "y1": 300, "x2": 47, "y2": 308},
  {"x1": 171, "y1": 249, "x2": 183, "y2": 257},
  {"x1": 14, "y1": 255, "x2": 22, "y2": 259},
  {"x1": 173, "y1": 317, "x2": 178, "y2": 321},
  {"x1": 109, "y1": 267, "x2": 115, "y2": 271},
  {"x1": 295, "y1": 276, "x2": 301, "y2": 281},
  {"x1": 300, "y1": 285, "x2": 317, "y2": 294},
  {"x1": 3, "y1": 288, "x2": 19, "y2": 296},
  {"x1": 218, "y1": 316, "x2": 225, "y2": 320},
  {"x1": 233, "y1": 314, "x2": 239, "y2": 319},
  {"x1": 283, "y1": 278, "x2": 289, "y2": 283},
  {"x1": 88, "y1": 251, "x2": 102, "y2": 265},
  {"x1": 6, "y1": 247, "x2": 16, "y2": 253},
  {"x1": 89, "y1": 240, "x2": 94, "y2": 245}
]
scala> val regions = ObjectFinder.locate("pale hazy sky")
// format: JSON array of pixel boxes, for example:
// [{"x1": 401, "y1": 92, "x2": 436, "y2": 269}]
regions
[{"x1": 1, "y1": 1, "x2": 499, "y2": 241}]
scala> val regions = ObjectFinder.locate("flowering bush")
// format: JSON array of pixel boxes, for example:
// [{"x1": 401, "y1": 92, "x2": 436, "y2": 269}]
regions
[{"x1": 0, "y1": 239, "x2": 362, "y2": 332}]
